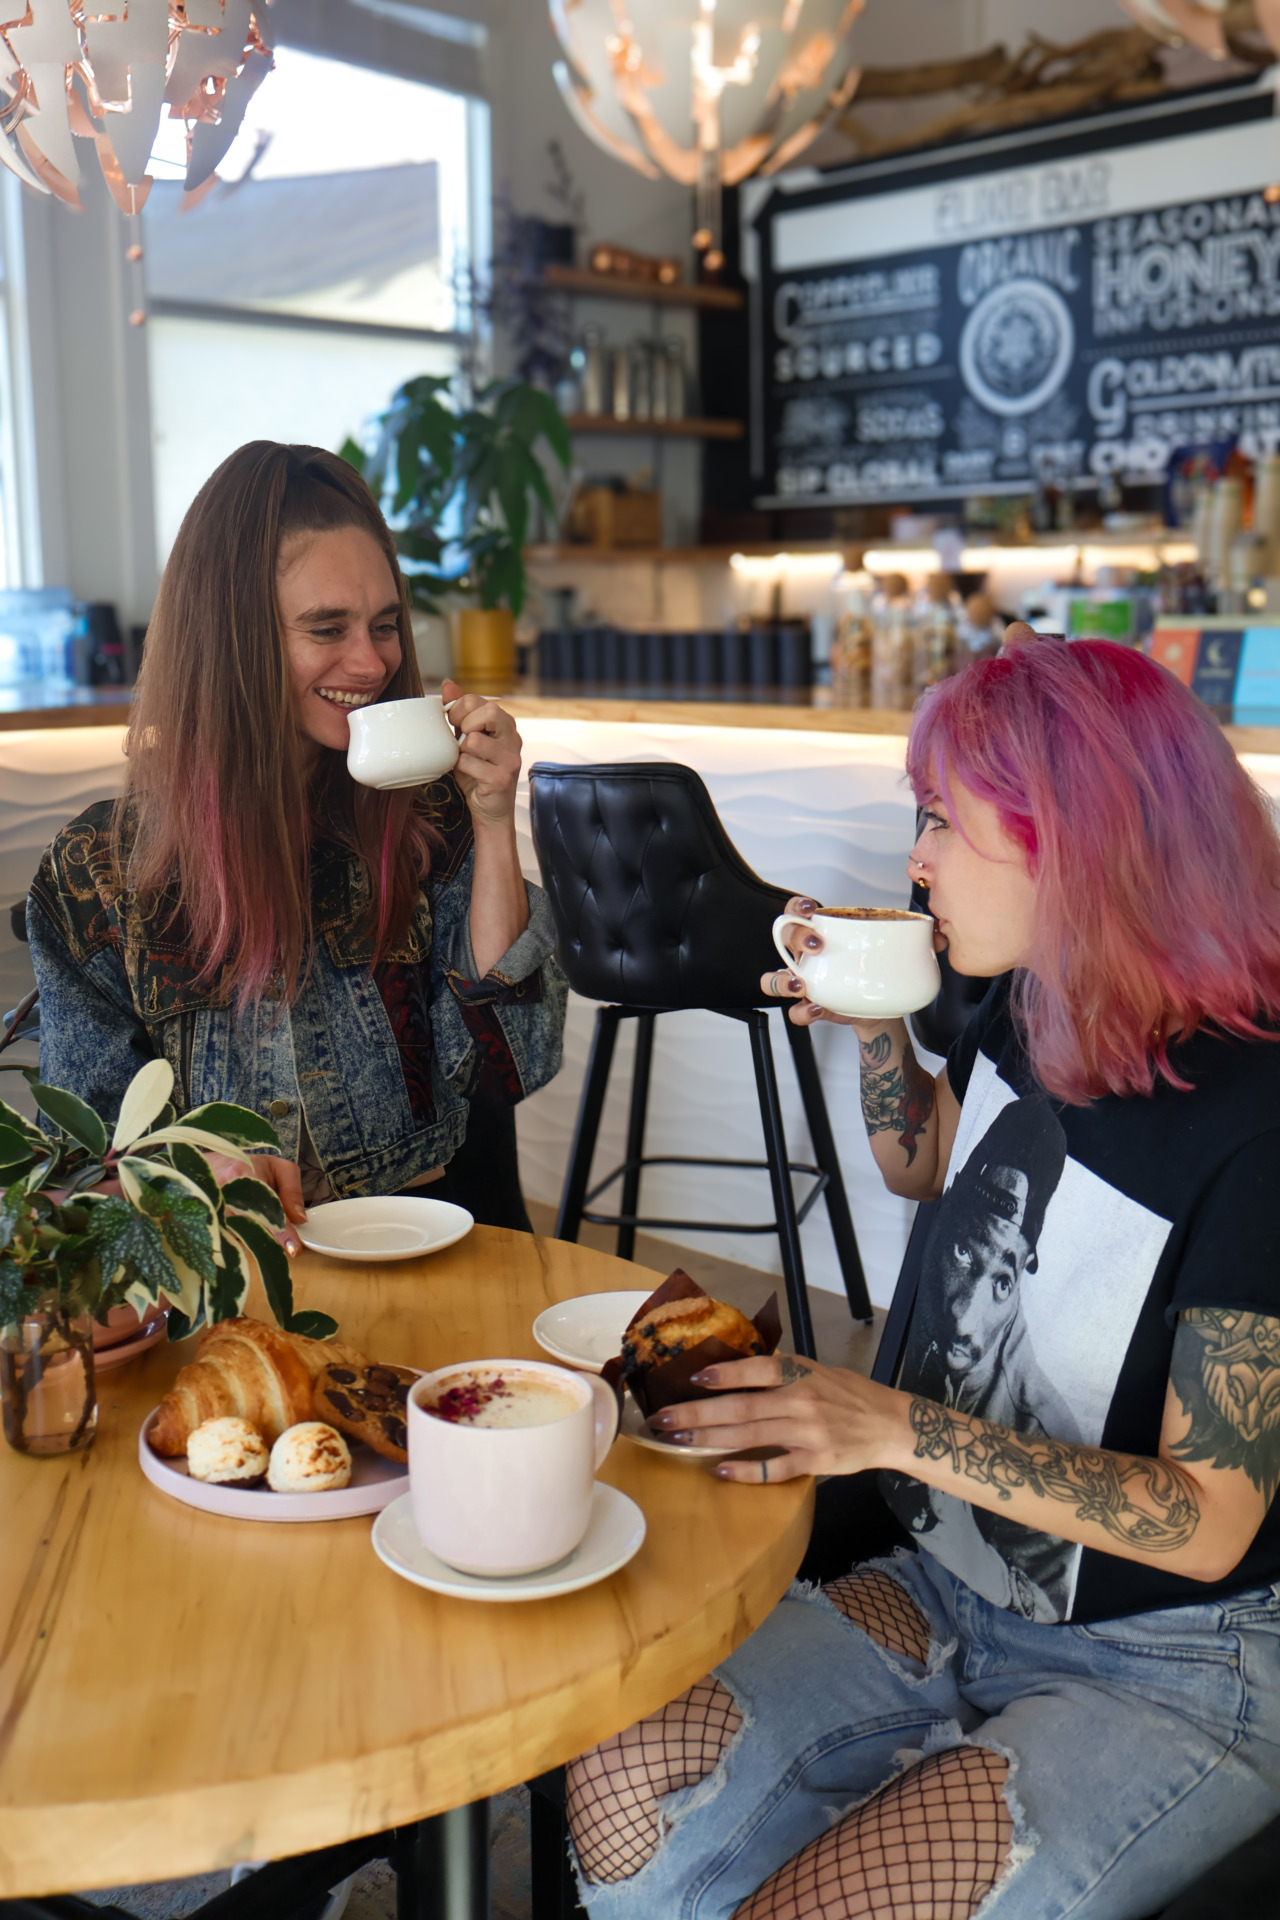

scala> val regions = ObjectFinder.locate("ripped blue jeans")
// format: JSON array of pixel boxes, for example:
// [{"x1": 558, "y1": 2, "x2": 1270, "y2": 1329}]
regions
[{"x1": 575, "y1": 1549, "x2": 1280, "y2": 1920}]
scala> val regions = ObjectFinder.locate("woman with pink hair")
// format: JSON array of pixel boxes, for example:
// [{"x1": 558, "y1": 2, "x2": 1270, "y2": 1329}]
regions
[{"x1": 566, "y1": 633, "x2": 1280, "y2": 1919}]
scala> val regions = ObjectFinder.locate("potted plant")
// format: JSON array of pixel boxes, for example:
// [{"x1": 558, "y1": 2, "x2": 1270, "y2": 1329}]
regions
[
  {"x1": 0, "y1": 1058, "x2": 334, "y2": 1458},
  {"x1": 342, "y1": 375, "x2": 570, "y2": 684}
]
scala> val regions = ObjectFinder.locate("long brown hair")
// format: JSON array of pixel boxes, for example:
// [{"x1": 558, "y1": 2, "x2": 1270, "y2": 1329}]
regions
[{"x1": 117, "y1": 442, "x2": 437, "y2": 1006}]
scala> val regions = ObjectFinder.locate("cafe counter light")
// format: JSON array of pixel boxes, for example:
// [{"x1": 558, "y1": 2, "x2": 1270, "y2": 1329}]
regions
[{"x1": 860, "y1": 543, "x2": 1198, "y2": 575}]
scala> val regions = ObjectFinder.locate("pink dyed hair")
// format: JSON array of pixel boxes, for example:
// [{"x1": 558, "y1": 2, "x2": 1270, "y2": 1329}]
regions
[
  {"x1": 117, "y1": 443, "x2": 439, "y2": 1009},
  {"x1": 906, "y1": 639, "x2": 1280, "y2": 1102}
]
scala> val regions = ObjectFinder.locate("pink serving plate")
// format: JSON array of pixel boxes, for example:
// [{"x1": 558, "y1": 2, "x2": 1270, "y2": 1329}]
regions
[{"x1": 137, "y1": 1408, "x2": 410, "y2": 1523}]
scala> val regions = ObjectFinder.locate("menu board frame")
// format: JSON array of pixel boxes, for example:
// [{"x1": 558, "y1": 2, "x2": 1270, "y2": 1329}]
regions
[{"x1": 741, "y1": 68, "x2": 1280, "y2": 511}]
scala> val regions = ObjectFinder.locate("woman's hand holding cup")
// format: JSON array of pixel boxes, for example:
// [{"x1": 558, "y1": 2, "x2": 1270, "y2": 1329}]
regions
[
  {"x1": 442, "y1": 677, "x2": 522, "y2": 831},
  {"x1": 762, "y1": 897, "x2": 857, "y2": 1028}
]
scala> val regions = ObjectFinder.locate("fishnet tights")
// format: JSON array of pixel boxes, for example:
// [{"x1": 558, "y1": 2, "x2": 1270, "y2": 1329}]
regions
[
  {"x1": 823, "y1": 1571, "x2": 934, "y2": 1666},
  {"x1": 731, "y1": 1744, "x2": 1012, "y2": 1920},
  {"x1": 566, "y1": 1678, "x2": 743, "y2": 1884},
  {"x1": 566, "y1": 1575, "x2": 1010, "y2": 1912}
]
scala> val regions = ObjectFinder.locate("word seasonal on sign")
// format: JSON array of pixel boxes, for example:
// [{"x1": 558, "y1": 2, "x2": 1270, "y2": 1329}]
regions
[{"x1": 742, "y1": 74, "x2": 1280, "y2": 509}]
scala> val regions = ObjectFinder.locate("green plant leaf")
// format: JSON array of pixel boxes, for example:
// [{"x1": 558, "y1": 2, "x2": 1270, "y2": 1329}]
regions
[
  {"x1": 337, "y1": 436, "x2": 367, "y2": 474},
  {"x1": 111, "y1": 1058, "x2": 176, "y2": 1154},
  {"x1": 166, "y1": 1300, "x2": 206, "y2": 1341},
  {"x1": 178, "y1": 1103, "x2": 281, "y2": 1149},
  {"x1": 224, "y1": 1217, "x2": 293, "y2": 1329},
  {"x1": 220, "y1": 1176, "x2": 287, "y2": 1230},
  {"x1": 511, "y1": 386, "x2": 571, "y2": 466},
  {"x1": 208, "y1": 1231, "x2": 248, "y2": 1323},
  {"x1": 0, "y1": 1099, "x2": 53, "y2": 1147},
  {"x1": 118, "y1": 1162, "x2": 219, "y2": 1285},
  {"x1": 167, "y1": 1141, "x2": 222, "y2": 1210},
  {"x1": 0, "y1": 1124, "x2": 37, "y2": 1173},
  {"x1": 87, "y1": 1195, "x2": 175, "y2": 1298},
  {"x1": 287, "y1": 1309, "x2": 339, "y2": 1339},
  {"x1": 25, "y1": 1078, "x2": 108, "y2": 1159}
]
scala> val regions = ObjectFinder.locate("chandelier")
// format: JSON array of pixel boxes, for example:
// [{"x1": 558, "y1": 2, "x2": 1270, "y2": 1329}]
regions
[
  {"x1": 549, "y1": 0, "x2": 864, "y2": 266},
  {"x1": 0, "y1": 0, "x2": 272, "y2": 216}
]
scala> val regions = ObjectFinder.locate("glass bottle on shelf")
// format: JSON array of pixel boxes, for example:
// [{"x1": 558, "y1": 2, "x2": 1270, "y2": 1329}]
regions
[
  {"x1": 610, "y1": 345, "x2": 631, "y2": 422},
  {"x1": 651, "y1": 339, "x2": 669, "y2": 422},
  {"x1": 913, "y1": 574, "x2": 960, "y2": 692},
  {"x1": 629, "y1": 338, "x2": 652, "y2": 422},
  {"x1": 578, "y1": 325, "x2": 605, "y2": 416},
  {"x1": 664, "y1": 337, "x2": 687, "y2": 419}
]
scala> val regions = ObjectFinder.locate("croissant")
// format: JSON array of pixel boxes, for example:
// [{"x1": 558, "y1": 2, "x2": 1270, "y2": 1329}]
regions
[{"x1": 148, "y1": 1317, "x2": 370, "y2": 1457}]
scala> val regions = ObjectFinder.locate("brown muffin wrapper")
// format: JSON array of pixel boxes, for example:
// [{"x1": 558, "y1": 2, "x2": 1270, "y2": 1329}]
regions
[{"x1": 601, "y1": 1269, "x2": 783, "y2": 1421}]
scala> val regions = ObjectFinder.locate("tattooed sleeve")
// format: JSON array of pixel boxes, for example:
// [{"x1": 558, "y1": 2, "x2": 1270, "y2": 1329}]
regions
[
  {"x1": 858, "y1": 1031, "x2": 935, "y2": 1167},
  {"x1": 1168, "y1": 1308, "x2": 1280, "y2": 1505}
]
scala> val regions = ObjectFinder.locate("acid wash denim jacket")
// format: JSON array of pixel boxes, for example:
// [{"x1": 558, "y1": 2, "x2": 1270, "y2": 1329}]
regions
[{"x1": 26, "y1": 780, "x2": 567, "y2": 1198}]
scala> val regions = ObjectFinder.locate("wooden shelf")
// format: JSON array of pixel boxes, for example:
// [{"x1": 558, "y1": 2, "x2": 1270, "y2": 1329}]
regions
[
  {"x1": 544, "y1": 265, "x2": 744, "y2": 311},
  {"x1": 564, "y1": 414, "x2": 744, "y2": 441}
]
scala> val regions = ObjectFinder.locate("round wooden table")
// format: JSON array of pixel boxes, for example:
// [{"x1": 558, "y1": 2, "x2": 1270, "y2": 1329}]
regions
[{"x1": 0, "y1": 1229, "x2": 812, "y2": 1900}]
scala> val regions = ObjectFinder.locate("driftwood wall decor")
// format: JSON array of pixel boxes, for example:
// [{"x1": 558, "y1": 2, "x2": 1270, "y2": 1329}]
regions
[{"x1": 835, "y1": 3, "x2": 1278, "y2": 159}]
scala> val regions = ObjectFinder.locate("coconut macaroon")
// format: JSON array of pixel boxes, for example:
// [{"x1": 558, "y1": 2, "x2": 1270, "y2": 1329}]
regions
[
  {"x1": 267, "y1": 1421, "x2": 352, "y2": 1494},
  {"x1": 186, "y1": 1416, "x2": 270, "y2": 1485}
]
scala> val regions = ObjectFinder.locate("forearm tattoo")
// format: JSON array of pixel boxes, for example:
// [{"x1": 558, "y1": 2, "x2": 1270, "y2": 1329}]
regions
[
  {"x1": 858, "y1": 1031, "x2": 935, "y2": 1166},
  {"x1": 1169, "y1": 1308, "x2": 1280, "y2": 1504},
  {"x1": 909, "y1": 1399, "x2": 1200, "y2": 1554}
]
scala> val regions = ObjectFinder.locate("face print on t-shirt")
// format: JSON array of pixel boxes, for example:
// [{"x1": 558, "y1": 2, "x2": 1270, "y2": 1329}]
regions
[{"x1": 884, "y1": 1054, "x2": 1173, "y2": 1622}]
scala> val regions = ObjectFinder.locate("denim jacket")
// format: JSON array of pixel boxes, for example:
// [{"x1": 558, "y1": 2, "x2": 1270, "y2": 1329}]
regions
[{"x1": 27, "y1": 783, "x2": 567, "y2": 1197}]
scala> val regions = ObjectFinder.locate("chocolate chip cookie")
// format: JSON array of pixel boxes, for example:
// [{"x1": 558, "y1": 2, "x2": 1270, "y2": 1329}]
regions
[{"x1": 313, "y1": 1362, "x2": 416, "y2": 1464}]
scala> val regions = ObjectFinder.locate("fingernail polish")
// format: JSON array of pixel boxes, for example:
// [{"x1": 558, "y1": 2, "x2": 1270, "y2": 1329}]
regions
[
  {"x1": 671, "y1": 1431, "x2": 695, "y2": 1445},
  {"x1": 691, "y1": 1368, "x2": 717, "y2": 1386},
  {"x1": 714, "y1": 1465, "x2": 732, "y2": 1478},
  {"x1": 787, "y1": 976, "x2": 801, "y2": 991},
  {"x1": 804, "y1": 935, "x2": 822, "y2": 951},
  {"x1": 796, "y1": 899, "x2": 816, "y2": 914},
  {"x1": 652, "y1": 1412, "x2": 675, "y2": 1428}
]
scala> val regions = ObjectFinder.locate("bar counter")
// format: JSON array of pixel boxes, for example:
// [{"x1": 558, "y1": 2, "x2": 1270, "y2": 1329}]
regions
[{"x1": 0, "y1": 689, "x2": 1276, "y2": 1309}]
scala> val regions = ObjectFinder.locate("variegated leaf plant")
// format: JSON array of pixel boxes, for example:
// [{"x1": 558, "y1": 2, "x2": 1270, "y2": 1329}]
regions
[{"x1": 0, "y1": 1057, "x2": 336, "y2": 1341}]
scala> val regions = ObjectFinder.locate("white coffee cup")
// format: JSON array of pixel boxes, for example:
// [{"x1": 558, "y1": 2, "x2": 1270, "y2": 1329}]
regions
[
  {"x1": 407, "y1": 1358, "x2": 620, "y2": 1576},
  {"x1": 346, "y1": 695, "x2": 460, "y2": 790},
  {"x1": 771, "y1": 907, "x2": 941, "y2": 1019}
]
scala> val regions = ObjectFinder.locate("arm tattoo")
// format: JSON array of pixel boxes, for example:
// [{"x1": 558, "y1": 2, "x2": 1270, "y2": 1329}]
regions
[
  {"x1": 1168, "y1": 1308, "x2": 1280, "y2": 1503},
  {"x1": 909, "y1": 1399, "x2": 1200, "y2": 1555},
  {"x1": 858, "y1": 1034, "x2": 935, "y2": 1166},
  {"x1": 778, "y1": 1355, "x2": 814, "y2": 1385}
]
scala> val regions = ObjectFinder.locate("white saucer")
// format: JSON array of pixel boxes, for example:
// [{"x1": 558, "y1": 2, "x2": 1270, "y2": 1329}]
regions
[
  {"x1": 620, "y1": 1396, "x2": 728, "y2": 1461},
  {"x1": 298, "y1": 1196, "x2": 473, "y2": 1262},
  {"x1": 371, "y1": 1484, "x2": 646, "y2": 1602},
  {"x1": 532, "y1": 1291, "x2": 651, "y2": 1372},
  {"x1": 138, "y1": 1410, "x2": 409, "y2": 1522}
]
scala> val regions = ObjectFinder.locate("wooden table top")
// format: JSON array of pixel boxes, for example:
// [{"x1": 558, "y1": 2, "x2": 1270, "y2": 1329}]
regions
[{"x1": 0, "y1": 1230, "x2": 812, "y2": 1898}]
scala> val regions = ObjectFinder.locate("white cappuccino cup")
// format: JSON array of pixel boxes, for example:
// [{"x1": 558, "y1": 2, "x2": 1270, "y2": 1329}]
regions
[
  {"x1": 346, "y1": 695, "x2": 460, "y2": 790},
  {"x1": 408, "y1": 1359, "x2": 620, "y2": 1576},
  {"x1": 772, "y1": 906, "x2": 941, "y2": 1020}
]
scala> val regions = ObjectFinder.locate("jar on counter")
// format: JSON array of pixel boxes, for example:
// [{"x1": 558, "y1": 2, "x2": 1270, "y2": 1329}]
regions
[
  {"x1": 913, "y1": 574, "x2": 960, "y2": 692},
  {"x1": 870, "y1": 573, "x2": 914, "y2": 710},
  {"x1": 830, "y1": 573, "x2": 872, "y2": 706}
]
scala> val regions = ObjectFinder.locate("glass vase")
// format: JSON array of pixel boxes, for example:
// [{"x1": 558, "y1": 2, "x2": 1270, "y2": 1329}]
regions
[{"x1": 1, "y1": 1292, "x2": 98, "y2": 1456}]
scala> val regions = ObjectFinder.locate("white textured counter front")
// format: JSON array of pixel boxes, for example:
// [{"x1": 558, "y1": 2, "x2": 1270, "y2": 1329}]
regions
[{"x1": 3, "y1": 723, "x2": 1277, "y2": 1313}]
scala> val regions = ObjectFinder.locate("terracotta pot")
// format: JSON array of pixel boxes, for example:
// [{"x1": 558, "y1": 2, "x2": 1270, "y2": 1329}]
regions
[
  {"x1": 453, "y1": 608, "x2": 516, "y2": 687},
  {"x1": 93, "y1": 1300, "x2": 168, "y2": 1350}
]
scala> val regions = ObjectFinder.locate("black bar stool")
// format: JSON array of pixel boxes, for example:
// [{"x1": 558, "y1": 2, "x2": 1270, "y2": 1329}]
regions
[{"x1": 528, "y1": 761, "x2": 873, "y2": 1354}]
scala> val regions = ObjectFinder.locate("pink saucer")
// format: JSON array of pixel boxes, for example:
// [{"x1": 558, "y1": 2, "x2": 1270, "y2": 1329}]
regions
[{"x1": 95, "y1": 1313, "x2": 169, "y2": 1372}]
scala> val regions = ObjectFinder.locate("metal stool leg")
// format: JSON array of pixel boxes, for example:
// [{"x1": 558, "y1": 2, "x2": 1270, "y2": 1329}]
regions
[
  {"x1": 555, "y1": 1007, "x2": 622, "y2": 1242},
  {"x1": 395, "y1": 1803, "x2": 489, "y2": 1920},
  {"x1": 747, "y1": 1010, "x2": 816, "y2": 1358},
  {"x1": 615, "y1": 1012, "x2": 655, "y2": 1262},
  {"x1": 782, "y1": 1016, "x2": 873, "y2": 1322},
  {"x1": 529, "y1": 1777, "x2": 588, "y2": 1920}
]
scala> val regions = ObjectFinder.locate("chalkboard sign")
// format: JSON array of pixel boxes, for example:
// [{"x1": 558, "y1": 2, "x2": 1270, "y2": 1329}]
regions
[{"x1": 741, "y1": 72, "x2": 1280, "y2": 509}]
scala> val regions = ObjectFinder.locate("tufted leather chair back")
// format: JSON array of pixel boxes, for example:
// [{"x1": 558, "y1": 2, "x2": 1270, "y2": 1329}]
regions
[{"x1": 528, "y1": 761, "x2": 790, "y2": 1010}]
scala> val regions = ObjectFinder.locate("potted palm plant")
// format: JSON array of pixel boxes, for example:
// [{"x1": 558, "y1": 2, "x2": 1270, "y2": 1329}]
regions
[
  {"x1": 0, "y1": 1058, "x2": 333, "y2": 1457},
  {"x1": 342, "y1": 376, "x2": 570, "y2": 684}
]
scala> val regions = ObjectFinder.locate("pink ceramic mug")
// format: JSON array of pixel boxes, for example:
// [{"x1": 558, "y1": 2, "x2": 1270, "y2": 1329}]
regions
[{"x1": 407, "y1": 1358, "x2": 619, "y2": 1576}]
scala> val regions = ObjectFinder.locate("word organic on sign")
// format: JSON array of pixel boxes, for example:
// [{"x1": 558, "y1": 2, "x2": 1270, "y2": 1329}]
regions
[{"x1": 744, "y1": 81, "x2": 1280, "y2": 507}]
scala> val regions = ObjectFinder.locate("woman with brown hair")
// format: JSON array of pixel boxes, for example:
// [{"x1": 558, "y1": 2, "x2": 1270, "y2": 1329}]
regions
[{"x1": 26, "y1": 441, "x2": 566, "y2": 1237}]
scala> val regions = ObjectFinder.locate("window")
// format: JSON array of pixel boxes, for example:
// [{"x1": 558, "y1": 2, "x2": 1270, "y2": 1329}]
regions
[{"x1": 143, "y1": 43, "x2": 489, "y2": 561}]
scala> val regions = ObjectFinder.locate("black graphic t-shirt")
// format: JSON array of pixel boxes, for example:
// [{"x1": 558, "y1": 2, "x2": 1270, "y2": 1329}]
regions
[{"x1": 881, "y1": 976, "x2": 1280, "y2": 1624}]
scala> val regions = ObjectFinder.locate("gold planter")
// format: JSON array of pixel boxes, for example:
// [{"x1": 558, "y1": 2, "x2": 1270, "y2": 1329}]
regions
[{"x1": 453, "y1": 608, "x2": 516, "y2": 690}]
